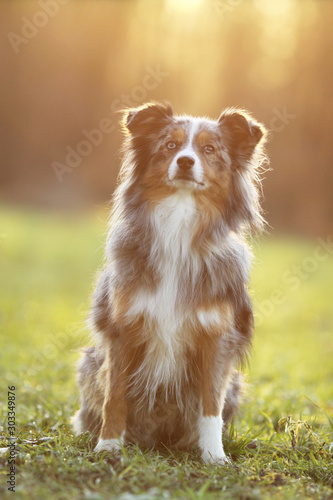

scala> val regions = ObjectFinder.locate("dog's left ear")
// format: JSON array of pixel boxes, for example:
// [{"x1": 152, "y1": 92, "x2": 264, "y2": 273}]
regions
[
  {"x1": 122, "y1": 101, "x2": 173, "y2": 136},
  {"x1": 218, "y1": 109, "x2": 266, "y2": 157}
]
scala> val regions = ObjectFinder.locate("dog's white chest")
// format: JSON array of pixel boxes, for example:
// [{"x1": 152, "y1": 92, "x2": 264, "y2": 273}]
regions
[
  {"x1": 126, "y1": 193, "x2": 198, "y2": 395},
  {"x1": 129, "y1": 192, "x2": 198, "y2": 325}
]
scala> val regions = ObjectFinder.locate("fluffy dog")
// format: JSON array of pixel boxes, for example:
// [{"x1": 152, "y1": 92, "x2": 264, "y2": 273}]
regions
[{"x1": 72, "y1": 102, "x2": 267, "y2": 464}]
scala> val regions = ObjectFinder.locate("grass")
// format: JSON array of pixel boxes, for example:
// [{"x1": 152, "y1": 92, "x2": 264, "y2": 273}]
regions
[{"x1": 0, "y1": 206, "x2": 332, "y2": 499}]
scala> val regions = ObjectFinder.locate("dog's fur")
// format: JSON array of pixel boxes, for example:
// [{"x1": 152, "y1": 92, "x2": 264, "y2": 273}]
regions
[{"x1": 72, "y1": 102, "x2": 267, "y2": 464}]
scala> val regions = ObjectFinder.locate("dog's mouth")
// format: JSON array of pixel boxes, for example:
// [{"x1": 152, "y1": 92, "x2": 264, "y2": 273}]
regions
[{"x1": 168, "y1": 175, "x2": 205, "y2": 189}]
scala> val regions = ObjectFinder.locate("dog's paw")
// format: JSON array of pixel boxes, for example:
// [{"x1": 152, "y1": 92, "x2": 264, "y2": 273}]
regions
[
  {"x1": 201, "y1": 450, "x2": 230, "y2": 466},
  {"x1": 94, "y1": 438, "x2": 123, "y2": 454}
]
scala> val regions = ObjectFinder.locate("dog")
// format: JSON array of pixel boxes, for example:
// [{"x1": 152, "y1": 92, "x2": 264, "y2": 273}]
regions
[{"x1": 72, "y1": 102, "x2": 267, "y2": 464}]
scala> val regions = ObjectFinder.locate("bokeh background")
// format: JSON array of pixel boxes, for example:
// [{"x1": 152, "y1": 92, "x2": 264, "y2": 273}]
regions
[
  {"x1": 0, "y1": 2, "x2": 333, "y2": 496},
  {"x1": 0, "y1": 0, "x2": 332, "y2": 235}
]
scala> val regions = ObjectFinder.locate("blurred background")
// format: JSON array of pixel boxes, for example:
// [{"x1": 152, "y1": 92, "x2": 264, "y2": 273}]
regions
[
  {"x1": 0, "y1": 0, "x2": 332, "y2": 235},
  {"x1": 0, "y1": 2, "x2": 332, "y2": 474}
]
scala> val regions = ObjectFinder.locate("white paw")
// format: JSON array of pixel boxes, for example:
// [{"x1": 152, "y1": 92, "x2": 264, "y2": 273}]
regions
[
  {"x1": 201, "y1": 450, "x2": 230, "y2": 465},
  {"x1": 94, "y1": 437, "x2": 123, "y2": 454},
  {"x1": 198, "y1": 413, "x2": 228, "y2": 465}
]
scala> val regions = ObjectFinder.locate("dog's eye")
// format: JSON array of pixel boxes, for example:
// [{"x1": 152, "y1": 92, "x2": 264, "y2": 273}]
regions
[
  {"x1": 166, "y1": 141, "x2": 177, "y2": 150},
  {"x1": 204, "y1": 145, "x2": 215, "y2": 154}
]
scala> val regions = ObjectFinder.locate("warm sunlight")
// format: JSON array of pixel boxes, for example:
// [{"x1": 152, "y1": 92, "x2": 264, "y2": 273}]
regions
[
  {"x1": 165, "y1": 0, "x2": 204, "y2": 14},
  {"x1": 254, "y1": 0, "x2": 295, "y2": 17},
  {"x1": 1, "y1": 0, "x2": 333, "y2": 497}
]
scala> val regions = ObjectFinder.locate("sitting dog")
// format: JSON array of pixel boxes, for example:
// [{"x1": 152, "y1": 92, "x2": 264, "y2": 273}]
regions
[{"x1": 72, "y1": 102, "x2": 267, "y2": 464}]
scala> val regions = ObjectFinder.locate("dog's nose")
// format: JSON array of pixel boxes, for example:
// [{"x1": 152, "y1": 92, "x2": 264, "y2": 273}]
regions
[{"x1": 177, "y1": 156, "x2": 195, "y2": 170}]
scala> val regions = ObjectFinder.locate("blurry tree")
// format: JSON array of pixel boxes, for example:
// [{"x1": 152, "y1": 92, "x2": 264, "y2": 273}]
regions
[{"x1": 0, "y1": 0, "x2": 332, "y2": 235}]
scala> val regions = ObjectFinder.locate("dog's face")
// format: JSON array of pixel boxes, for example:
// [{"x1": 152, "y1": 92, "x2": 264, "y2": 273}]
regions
[
  {"x1": 122, "y1": 102, "x2": 266, "y2": 230},
  {"x1": 150, "y1": 117, "x2": 230, "y2": 191}
]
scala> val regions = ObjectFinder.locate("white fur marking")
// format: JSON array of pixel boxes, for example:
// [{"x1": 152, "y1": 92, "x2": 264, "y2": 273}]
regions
[
  {"x1": 94, "y1": 432, "x2": 125, "y2": 453},
  {"x1": 197, "y1": 308, "x2": 222, "y2": 330},
  {"x1": 168, "y1": 120, "x2": 204, "y2": 186},
  {"x1": 198, "y1": 403, "x2": 227, "y2": 465}
]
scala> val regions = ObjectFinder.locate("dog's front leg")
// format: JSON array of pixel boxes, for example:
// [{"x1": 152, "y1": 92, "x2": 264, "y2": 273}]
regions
[
  {"x1": 94, "y1": 341, "x2": 128, "y2": 454},
  {"x1": 197, "y1": 336, "x2": 234, "y2": 465}
]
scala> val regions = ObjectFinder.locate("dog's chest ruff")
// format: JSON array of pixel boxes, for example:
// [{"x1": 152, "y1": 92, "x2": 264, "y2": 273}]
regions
[{"x1": 126, "y1": 193, "x2": 199, "y2": 394}]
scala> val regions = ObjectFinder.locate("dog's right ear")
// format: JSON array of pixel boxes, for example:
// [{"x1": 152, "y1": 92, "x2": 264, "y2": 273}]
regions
[{"x1": 122, "y1": 101, "x2": 173, "y2": 136}]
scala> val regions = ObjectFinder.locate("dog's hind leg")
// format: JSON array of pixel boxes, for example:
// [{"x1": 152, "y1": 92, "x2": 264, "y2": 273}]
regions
[
  {"x1": 222, "y1": 370, "x2": 244, "y2": 426},
  {"x1": 71, "y1": 346, "x2": 104, "y2": 437}
]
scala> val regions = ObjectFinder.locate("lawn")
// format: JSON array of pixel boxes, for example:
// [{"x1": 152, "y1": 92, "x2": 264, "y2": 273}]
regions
[{"x1": 0, "y1": 206, "x2": 332, "y2": 499}]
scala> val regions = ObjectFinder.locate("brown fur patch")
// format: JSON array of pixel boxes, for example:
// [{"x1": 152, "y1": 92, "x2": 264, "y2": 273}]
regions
[
  {"x1": 99, "y1": 341, "x2": 134, "y2": 440},
  {"x1": 198, "y1": 336, "x2": 234, "y2": 417},
  {"x1": 112, "y1": 287, "x2": 133, "y2": 325},
  {"x1": 170, "y1": 127, "x2": 186, "y2": 145},
  {"x1": 195, "y1": 130, "x2": 219, "y2": 148}
]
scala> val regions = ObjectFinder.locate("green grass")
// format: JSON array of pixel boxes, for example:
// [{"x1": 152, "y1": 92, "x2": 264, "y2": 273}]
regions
[{"x1": 0, "y1": 206, "x2": 332, "y2": 499}]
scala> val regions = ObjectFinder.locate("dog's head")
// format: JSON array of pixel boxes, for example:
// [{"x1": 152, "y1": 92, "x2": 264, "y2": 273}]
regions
[{"x1": 121, "y1": 101, "x2": 267, "y2": 232}]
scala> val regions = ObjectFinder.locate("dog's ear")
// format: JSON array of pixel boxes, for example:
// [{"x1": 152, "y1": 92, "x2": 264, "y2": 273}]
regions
[
  {"x1": 218, "y1": 108, "x2": 266, "y2": 158},
  {"x1": 122, "y1": 101, "x2": 173, "y2": 136}
]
